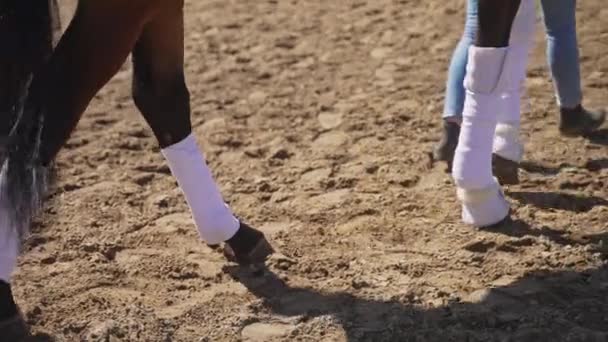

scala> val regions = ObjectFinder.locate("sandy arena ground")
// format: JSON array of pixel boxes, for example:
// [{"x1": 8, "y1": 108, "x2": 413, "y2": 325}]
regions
[{"x1": 13, "y1": 1, "x2": 608, "y2": 341}]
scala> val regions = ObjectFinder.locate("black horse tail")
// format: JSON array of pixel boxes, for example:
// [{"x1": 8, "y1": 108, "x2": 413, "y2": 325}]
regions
[{"x1": 0, "y1": 0, "x2": 60, "y2": 239}]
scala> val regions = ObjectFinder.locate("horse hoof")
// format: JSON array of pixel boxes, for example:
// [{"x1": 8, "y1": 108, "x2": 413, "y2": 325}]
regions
[
  {"x1": 492, "y1": 153, "x2": 519, "y2": 185},
  {"x1": 223, "y1": 234, "x2": 274, "y2": 266},
  {"x1": 0, "y1": 312, "x2": 30, "y2": 342}
]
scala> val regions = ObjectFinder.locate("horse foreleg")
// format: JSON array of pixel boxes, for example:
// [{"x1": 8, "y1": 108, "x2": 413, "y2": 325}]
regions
[
  {"x1": 130, "y1": 4, "x2": 273, "y2": 263},
  {"x1": 452, "y1": 0, "x2": 523, "y2": 227},
  {"x1": 131, "y1": 1, "x2": 240, "y2": 246}
]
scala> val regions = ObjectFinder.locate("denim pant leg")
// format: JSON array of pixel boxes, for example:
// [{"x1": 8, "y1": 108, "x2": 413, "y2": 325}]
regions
[
  {"x1": 540, "y1": 0, "x2": 582, "y2": 109},
  {"x1": 442, "y1": 0, "x2": 478, "y2": 119}
]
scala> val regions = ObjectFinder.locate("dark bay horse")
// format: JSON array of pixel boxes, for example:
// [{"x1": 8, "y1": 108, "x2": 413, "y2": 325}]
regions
[{"x1": 1, "y1": 0, "x2": 272, "y2": 339}]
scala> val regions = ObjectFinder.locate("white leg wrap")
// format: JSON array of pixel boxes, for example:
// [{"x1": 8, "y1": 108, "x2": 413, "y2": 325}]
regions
[
  {"x1": 493, "y1": 122, "x2": 524, "y2": 162},
  {"x1": 453, "y1": 46, "x2": 512, "y2": 227},
  {"x1": 493, "y1": 0, "x2": 536, "y2": 162},
  {"x1": 453, "y1": 47, "x2": 507, "y2": 190},
  {"x1": 508, "y1": 0, "x2": 536, "y2": 48},
  {"x1": 162, "y1": 134, "x2": 239, "y2": 245},
  {"x1": 457, "y1": 177, "x2": 510, "y2": 227},
  {"x1": 0, "y1": 165, "x2": 19, "y2": 283}
]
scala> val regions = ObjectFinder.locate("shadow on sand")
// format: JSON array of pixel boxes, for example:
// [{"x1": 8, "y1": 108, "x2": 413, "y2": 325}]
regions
[{"x1": 225, "y1": 261, "x2": 608, "y2": 342}]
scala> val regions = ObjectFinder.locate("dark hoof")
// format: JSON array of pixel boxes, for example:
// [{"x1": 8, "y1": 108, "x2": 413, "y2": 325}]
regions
[
  {"x1": 492, "y1": 154, "x2": 519, "y2": 185},
  {"x1": 559, "y1": 106, "x2": 606, "y2": 137},
  {"x1": 224, "y1": 237, "x2": 274, "y2": 266},
  {"x1": 0, "y1": 313, "x2": 30, "y2": 342},
  {"x1": 223, "y1": 222, "x2": 275, "y2": 266}
]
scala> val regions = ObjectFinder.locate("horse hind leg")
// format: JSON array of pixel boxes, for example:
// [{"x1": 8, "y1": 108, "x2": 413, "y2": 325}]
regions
[
  {"x1": 0, "y1": 0, "x2": 56, "y2": 157},
  {"x1": 0, "y1": 0, "x2": 59, "y2": 260},
  {"x1": 0, "y1": 0, "x2": 58, "y2": 337}
]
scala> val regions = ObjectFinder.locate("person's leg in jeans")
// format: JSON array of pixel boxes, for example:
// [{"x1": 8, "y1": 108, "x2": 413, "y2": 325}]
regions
[
  {"x1": 443, "y1": 0, "x2": 479, "y2": 122},
  {"x1": 540, "y1": 0, "x2": 605, "y2": 136},
  {"x1": 433, "y1": 0, "x2": 478, "y2": 170}
]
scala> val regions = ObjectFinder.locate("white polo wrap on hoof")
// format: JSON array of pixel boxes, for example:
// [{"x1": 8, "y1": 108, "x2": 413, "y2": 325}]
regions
[
  {"x1": 161, "y1": 134, "x2": 239, "y2": 245},
  {"x1": 452, "y1": 46, "x2": 514, "y2": 226},
  {"x1": 457, "y1": 178, "x2": 510, "y2": 227}
]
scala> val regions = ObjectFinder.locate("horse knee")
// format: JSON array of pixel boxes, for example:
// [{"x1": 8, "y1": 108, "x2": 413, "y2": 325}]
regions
[{"x1": 132, "y1": 74, "x2": 192, "y2": 147}]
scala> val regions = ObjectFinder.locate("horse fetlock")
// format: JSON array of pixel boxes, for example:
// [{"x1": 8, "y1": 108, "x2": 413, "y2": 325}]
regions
[
  {"x1": 456, "y1": 178, "x2": 501, "y2": 204},
  {"x1": 493, "y1": 123, "x2": 523, "y2": 163},
  {"x1": 457, "y1": 179, "x2": 510, "y2": 227}
]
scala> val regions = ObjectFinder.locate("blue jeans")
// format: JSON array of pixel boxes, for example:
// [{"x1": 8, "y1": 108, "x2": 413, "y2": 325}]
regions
[{"x1": 443, "y1": 0, "x2": 582, "y2": 119}]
